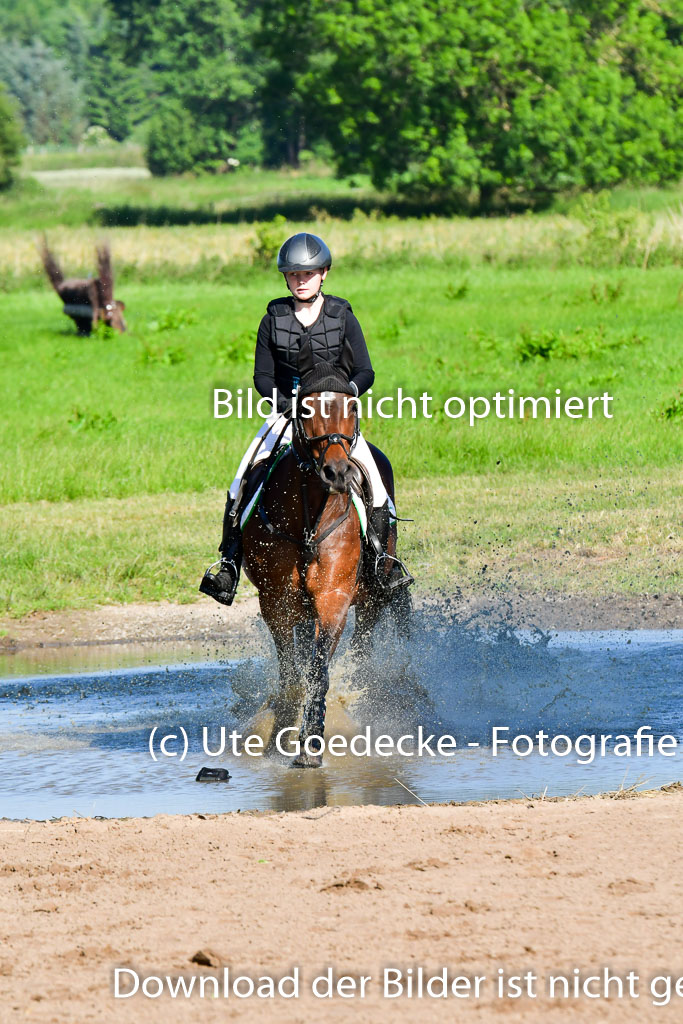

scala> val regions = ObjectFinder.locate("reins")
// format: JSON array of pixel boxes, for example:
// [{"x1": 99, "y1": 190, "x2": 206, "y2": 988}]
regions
[
  {"x1": 257, "y1": 403, "x2": 359, "y2": 563},
  {"x1": 259, "y1": 480, "x2": 353, "y2": 561},
  {"x1": 229, "y1": 414, "x2": 291, "y2": 529}
]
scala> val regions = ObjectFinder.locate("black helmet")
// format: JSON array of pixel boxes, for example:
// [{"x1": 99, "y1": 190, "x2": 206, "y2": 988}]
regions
[{"x1": 277, "y1": 233, "x2": 332, "y2": 273}]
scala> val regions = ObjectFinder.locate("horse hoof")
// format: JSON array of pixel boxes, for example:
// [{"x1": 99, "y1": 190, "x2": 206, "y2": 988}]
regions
[{"x1": 291, "y1": 752, "x2": 323, "y2": 769}]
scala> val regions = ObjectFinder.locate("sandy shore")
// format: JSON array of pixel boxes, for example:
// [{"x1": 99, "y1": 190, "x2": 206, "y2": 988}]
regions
[
  {"x1": 1, "y1": 591, "x2": 680, "y2": 655},
  {"x1": 2, "y1": 789, "x2": 683, "y2": 1022},
  {"x1": 2, "y1": 594, "x2": 681, "y2": 1021}
]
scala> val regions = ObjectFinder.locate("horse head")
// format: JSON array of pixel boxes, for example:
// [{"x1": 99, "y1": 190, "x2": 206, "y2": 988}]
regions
[{"x1": 295, "y1": 338, "x2": 359, "y2": 494}]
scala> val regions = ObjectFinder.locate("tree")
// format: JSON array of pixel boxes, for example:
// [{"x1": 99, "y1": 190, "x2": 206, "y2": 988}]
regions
[
  {"x1": 107, "y1": 0, "x2": 266, "y2": 173},
  {"x1": 255, "y1": 1, "x2": 330, "y2": 167},
  {"x1": 86, "y1": 45, "x2": 152, "y2": 141},
  {"x1": 0, "y1": 2, "x2": 104, "y2": 80},
  {"x1": 0, "y1": 83, "x2": 23, "y2": 189},
  {"x1": 146, "y1": 100, "x2": 200, "y2": 175},
  {"x1": 0, "y1": 38, "x2": 84, "y2": 146},
  {"x1": 0, "y1": 1, "x2": 148, "y2": 143},
  {"x1": 289, "y1": 0, "x2": 683, "y2": 207}
]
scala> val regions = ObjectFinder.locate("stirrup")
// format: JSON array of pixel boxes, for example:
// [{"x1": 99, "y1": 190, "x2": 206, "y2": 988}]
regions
[
  {"x1": 199, "y1": 559, "x2": 239, "y2": 607},
  {"x1": 374, "y1": 553, "x2": 414, "y2": 591}
]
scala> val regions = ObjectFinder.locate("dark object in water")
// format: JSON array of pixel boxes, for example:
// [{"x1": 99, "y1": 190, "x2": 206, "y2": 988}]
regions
[{"x1": 195, "y1": 767, "x2": 231, "y2": 783}]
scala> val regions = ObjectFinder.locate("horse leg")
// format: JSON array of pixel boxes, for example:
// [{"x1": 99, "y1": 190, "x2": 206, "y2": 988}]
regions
[
  {"x1": 350, "y1": 594, "x2": 383, "y2": 658},
  {"x1": 292, "y1": 625, "x2": 333, "y2": 768},
  {"x1": 292, "y1": 578, "x2": 354, "y2": 769},
  {"x1": 268, "y1": 631, "x2": 305, "y2": 754},
  {"x1": 350, "y1": 575, "x2": 414, "y2": 698},
  {"x1": 389, "y1": 583, "x2": 414, "y2": 637},
  {"x1": 253, "y1": 598, "x2": 305, "y2": 754}
]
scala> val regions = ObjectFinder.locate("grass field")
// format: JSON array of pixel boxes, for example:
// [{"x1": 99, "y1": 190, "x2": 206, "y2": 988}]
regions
[
  {"x1": 2, "y1": 265, "x2": 681, "y2": 500},
  {"x1": 1, "y1": 162, "x2": 681, "y2": 615},
  {"x1": 1, "y1": 470, "x2": 680, "y2": 617},
  {"x1": 21, "y1": 144, "x2": 146, "y2": 173},
  {"x1": 3, "y1": 153, "x2": 683, "y2": 233},
  {"x1": 3, "y1": 162, "x2": 378, "y2": 231}
]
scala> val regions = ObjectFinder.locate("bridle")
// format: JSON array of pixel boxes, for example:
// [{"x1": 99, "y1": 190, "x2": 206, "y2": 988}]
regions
[{"x1": 292, "y1": 404, "x2": 359, "y2": 476}]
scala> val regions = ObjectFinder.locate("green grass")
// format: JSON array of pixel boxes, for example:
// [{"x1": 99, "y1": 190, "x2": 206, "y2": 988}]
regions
[
  {"x1": 1, "y1": 265, "x2": 681, "y2": 507},
  {"x1": 551, "y1": 181, "x2": 683, "y2": 216},
  {"x1": 21, "y1": 144, "x2": 146, "y2": 172},
  {"x1": 5, "y1": 157, "x2": 682, "y2": 233},
  {"x1": 3, "y1": 163, "x2": 376, "y2": 230},
  {"x1": 2, "y1": 162, "x2": 681, "y2": 615},
  {"x1": 587, "y1": 182, "x2": 683, "y2": 215},
  {"x1": 0, "y1": 471, "x2": 679, "y2": 616}
]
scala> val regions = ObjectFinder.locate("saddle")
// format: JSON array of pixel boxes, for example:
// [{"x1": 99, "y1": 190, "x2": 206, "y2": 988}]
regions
[{"x1": 235, "y1": 445, "x2": 411, "y2": 591}]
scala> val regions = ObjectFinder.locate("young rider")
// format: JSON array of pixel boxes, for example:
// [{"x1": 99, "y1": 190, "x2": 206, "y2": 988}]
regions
[{"x1": 200, "y1": 232, "x2": 412, "y2": 606}]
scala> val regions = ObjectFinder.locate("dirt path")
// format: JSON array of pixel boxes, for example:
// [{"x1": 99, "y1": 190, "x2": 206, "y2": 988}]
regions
[
  {"x1": 1, "y1": 592, "x2": 680, "y2": 656},
  {"x1": 2, "y1": 789, "x2": 683, "y2": 1023}
]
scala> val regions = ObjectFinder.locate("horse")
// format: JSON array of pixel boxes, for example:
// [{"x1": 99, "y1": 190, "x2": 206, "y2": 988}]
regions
[
  {"x1": 41, "y1": 239, "x2": 126, "y2": 335},
  {"x1": 241, "y1": 357, "x2": 411, "y2": 768}
]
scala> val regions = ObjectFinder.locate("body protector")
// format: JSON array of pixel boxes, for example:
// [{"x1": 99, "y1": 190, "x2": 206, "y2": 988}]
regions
[{"x1": 268, "y1": 294, "x2": 349, "y2": 400}]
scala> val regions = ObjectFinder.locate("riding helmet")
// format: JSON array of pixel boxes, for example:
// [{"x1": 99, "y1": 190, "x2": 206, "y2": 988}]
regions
[{"x1": 277, "y1": 233, "x2": 332, "y2": 273}]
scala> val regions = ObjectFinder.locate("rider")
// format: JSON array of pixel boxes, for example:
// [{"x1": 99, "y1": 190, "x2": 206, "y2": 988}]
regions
[{"x1": 199, "y1": 232, "x2": 413, "y2": 606}]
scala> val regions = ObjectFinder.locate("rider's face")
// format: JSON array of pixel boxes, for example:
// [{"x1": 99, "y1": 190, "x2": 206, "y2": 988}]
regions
[{"x1": 285, "y1": 268, "x2": 327, "y2": 300}]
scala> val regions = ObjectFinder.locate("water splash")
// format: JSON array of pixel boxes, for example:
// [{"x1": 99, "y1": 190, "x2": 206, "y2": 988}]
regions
[{"x1": 0, "y1": 607, "x2": 681, "y2": 819}]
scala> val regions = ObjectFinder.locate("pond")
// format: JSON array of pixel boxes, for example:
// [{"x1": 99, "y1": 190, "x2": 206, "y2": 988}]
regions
[{"x1": 1, "y1": 609, "x2": 681, "y2": 820}]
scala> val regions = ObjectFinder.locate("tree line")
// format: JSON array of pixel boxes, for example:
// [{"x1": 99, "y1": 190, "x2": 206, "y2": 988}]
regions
[{"x1": 0, "y1": 0, "x2": 681, "y2": 208}]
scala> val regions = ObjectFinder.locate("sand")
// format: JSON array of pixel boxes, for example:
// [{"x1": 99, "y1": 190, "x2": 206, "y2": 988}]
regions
[
  {"x1": 1, "y1": 591, "x2": 681, "y2": 654},
  {"x1": 2, "y1": 790, "x2": 683, "y2": 1022},
  {"x1": 2, "y1": 597, "x2": 682, "y2": 1021}
]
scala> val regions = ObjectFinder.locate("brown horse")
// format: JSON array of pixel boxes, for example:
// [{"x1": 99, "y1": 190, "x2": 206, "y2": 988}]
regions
[{"x1": 242, "y1": 362, "x2": 409, "y2": 768}]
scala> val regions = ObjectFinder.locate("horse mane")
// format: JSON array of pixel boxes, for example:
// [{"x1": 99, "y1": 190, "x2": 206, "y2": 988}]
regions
[
  {"x1": 298, "y1": 361, "x2": 355, "y2": 398},
  {"x1": 297, "y1": 336, "x2": 356, "y2": 397}
]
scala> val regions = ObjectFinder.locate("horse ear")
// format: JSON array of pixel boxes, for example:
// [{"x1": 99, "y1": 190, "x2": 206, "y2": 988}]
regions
[
  {"x1": 96, "y1": 244, "x2": 114, "y2": 301},
  {"x1": 297, "y1": 336, "x2": 316, "y2": 376},
  {"x1": 336, "y1": 338, "x2": 354, "y2": 380}
]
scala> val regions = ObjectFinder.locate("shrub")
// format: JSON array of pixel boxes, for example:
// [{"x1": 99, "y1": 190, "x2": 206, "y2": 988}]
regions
[
  {"x1": 251, "y1": 214, "x2": 287, "y2": 266},
  {"x1": 146, "y1": 102, "x2": 199, "y2": 177},
  {"x1": 0, "y1": 84, "x2": 23, "y2": 190},
  {"x1": 660, "y1": 390, "x2": 683, "y2": 420}
]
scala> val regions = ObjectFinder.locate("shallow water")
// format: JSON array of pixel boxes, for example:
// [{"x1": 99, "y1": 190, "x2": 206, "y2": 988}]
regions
[{"x1": 1, "y1": 613, "x2": 681, "y2": 820}]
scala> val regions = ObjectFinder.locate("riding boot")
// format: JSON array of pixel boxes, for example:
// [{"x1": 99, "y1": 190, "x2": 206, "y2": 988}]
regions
[
  {"x1": 199, "y1": 496, "x2": 243, "y2": 606},
  {"x1": 366, "y1": 501, "x2": 414, "y2": 591}
]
